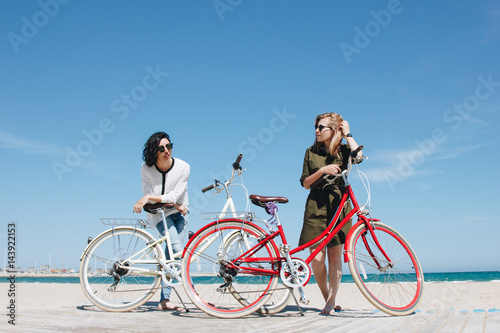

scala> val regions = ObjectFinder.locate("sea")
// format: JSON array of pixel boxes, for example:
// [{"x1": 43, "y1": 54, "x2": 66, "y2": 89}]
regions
[{"x1": 4, "y1": 271, "x2": 500, "y2": 284}]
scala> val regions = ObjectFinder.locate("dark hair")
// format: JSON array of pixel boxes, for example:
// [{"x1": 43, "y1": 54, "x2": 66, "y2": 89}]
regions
[{"x1": 142, "y1": 131, "x2": 171, "y2": 166}]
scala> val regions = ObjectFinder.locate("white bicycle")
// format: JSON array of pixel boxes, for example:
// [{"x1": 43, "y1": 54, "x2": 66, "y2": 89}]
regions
[
  {"x1": 79, "y1": 204, "x2": 188, "y2": 312},
  {"x1": 187, "y1": 154, "x2": 292, "y2": 315}
]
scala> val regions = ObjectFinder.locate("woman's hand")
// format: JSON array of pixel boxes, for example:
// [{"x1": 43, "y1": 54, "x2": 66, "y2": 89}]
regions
[
  {"x1": 340, "y1": 120, "x2": 351, "y2": 137},
  {"x1": 133, "y1": 195, "x2": 150, "y2": 214},
  {"x1": 174, "y1": 204, "x2": 188, "y2": 215},
  {"x1": 320, "y1": 164, "x2": 341, "y2": 175}
]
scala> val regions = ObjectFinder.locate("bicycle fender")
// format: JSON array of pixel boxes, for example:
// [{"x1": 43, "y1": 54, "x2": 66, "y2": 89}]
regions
[
  {"x1": 79, "y1": 226, "x2": 156, "y2": 261},
  {"x1": 182, "y1": 218, "x2": 269, "y2": 257}
]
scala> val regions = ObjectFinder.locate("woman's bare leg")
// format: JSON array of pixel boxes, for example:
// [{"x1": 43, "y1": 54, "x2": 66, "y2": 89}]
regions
[
  {"x1": 321, "y1": 245, "x2": 343, "y2": 314},
  {"x1": 309, "y1": 247, "x2": 329, "y2": 302}
]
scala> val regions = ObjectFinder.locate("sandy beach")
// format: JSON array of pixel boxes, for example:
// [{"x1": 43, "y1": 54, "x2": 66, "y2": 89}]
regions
[{"x1": 1, "y1": 281, "x2": 499, "y2": 332}]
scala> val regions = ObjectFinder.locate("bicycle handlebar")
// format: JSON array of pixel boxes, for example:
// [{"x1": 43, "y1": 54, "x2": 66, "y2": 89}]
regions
[
  {"x1": 350, "y1": 145, "x2": 364, "y2": 158},
  {"x1": 201, "y1": 184, "x2": 215, "y2": 193},
  {"x1": 201, "y1": 154, "x2": 243, "y2": 193},
  {"x1": 233, "y1": 153, "x2": 243, "y2": 170}
]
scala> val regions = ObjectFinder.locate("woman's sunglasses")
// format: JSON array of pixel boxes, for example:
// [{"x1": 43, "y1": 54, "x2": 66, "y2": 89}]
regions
[
  {"x1": 158, "y1": 143, "x2": 173, "y2": 152},
  {"x1": 314, "y1": 124, "x2": 332, "y2": 132}
]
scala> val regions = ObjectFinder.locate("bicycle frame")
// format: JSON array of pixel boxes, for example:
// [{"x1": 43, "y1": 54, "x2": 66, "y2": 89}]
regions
[{"x1": 224, "y1": 171, "x2": 394, "y2": 280}]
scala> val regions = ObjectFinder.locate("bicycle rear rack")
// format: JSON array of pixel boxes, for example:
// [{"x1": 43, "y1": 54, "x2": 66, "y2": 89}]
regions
[{"x1": 100, "y1": 218, "x2": 148, "y2": 229}]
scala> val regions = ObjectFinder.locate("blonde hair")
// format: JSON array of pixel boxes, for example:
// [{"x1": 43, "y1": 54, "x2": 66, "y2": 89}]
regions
[{"x1": 312, "y1": 112, "x2": 343, "y2": 157}]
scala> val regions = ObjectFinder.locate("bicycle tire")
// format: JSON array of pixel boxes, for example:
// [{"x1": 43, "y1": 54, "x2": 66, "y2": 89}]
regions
[
  {"x1": 80, "y1": 227, "x2": 165, "y2": 312},
  {"x1": 347, "y1": 221, "x2": 424, "y2": 316},
  {"x1": 181, "y1": 220, "x2": 280, "y2": 318},
  {"x1": 223, "y1": 229, "x2": 292, "y2": 315}
]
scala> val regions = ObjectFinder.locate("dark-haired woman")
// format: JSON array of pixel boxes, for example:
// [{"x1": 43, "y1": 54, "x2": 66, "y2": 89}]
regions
[
  {"x1": 133, "y1": 131, "x2": 189, "y2": 311},
  {"x1": 299, "y1": 113, "x2": 362, "y2": 315}
]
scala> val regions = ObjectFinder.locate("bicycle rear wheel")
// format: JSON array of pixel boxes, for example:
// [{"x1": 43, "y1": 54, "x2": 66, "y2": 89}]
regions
[
  {"x1": 224, "y1": 228, "x2": 292, "y2": 315},
  {"x1": 347, "y1": 221, "x2": 424, "y2": 316},
  {"x1": 182, "y1": 220, "x2": 280, "y2": 318},
  {"x1": 80, "y1": 227, "x2": 164, "y2": 312}
]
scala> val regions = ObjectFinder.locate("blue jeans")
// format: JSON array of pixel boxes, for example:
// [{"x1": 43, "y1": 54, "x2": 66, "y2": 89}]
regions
[{"x1": 155, "y1": 212, "x2": 187, "y2": 301}]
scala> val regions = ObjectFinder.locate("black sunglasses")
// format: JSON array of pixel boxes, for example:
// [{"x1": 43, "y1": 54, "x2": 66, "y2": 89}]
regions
[
  {"x1": 314, "y1": 124, "x2": 332, "y2": 132},
  {"x1": 158, "y1": 143, "x2": 173, "y2": 152}
]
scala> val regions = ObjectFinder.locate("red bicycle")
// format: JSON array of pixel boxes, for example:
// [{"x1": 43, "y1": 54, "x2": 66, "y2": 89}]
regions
[{"x1": 181, "y1": 147, "x2": 424, "y2": 318}]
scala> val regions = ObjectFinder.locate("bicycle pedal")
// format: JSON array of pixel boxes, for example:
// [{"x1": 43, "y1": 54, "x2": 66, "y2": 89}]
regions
[{"x1": 299, "y1": 297, "x2": 310, "y2": 305}]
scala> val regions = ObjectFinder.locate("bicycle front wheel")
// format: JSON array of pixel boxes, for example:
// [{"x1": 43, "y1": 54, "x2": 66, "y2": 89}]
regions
[
  {"x1": 80, "y1": 227, "x2": 164, "y2": 312},
  {"x1": 182, "y1": 220, "x2": 280, "y2": 318},
  {"x1": 347, "y1": 222, "x2": 424, "y2": 316}
]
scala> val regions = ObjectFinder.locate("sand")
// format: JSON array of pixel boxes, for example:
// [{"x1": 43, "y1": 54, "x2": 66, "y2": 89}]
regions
[{"x1": 1, "y1": 281, "x2": 499, "y2": 332}]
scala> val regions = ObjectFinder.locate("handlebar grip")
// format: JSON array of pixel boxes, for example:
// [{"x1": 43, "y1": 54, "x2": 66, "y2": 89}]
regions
[
  {"x1": 350, "y1": 145, "x2": 364, "y2": 158},
  {"x1": 232, "y1": 153, "x2": 243, "y2": 170},
  {"x1": 201, "y1": 184, "x2": 215, "y2": 193}
]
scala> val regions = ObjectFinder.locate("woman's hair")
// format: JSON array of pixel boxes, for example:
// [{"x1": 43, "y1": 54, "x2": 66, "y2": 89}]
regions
[
  {"x1": 312, "y1": 113, "x2": 344, "y2": 157},
  {"x1": 142, "y1": 131, "x2": 171, "y2": 166}
]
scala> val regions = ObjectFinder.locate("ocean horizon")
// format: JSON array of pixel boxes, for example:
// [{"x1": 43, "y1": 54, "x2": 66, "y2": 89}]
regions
[{"x1": 3, "y1": 271, "x2": 499, "y2": 284}]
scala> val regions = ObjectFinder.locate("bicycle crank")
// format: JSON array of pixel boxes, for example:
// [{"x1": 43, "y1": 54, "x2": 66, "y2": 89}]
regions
[
  {"x1": 280, "y1": 258, "x2": 311, "y2": 288},
  {"x1": 161, "y1": 261, "x2": 183, "y2": 287}
]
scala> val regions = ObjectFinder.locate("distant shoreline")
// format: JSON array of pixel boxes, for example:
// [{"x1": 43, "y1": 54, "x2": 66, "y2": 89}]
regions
[
  {"x1": 0, "y1": 273, "x2": 79, "y2": 278},
  {"x1": 1, "y1": 271, "x2": 499, "y2": 284}
]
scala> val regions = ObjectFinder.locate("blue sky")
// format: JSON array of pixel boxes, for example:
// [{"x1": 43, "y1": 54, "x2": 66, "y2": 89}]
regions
[{"x1": 1, "y1": 0, "x2": 499, "y2": 273}]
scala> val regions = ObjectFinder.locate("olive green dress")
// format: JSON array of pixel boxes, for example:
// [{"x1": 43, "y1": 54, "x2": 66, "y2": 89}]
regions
[{"x1": 299, "y1": 144, "x2": 352, "y2": 248}]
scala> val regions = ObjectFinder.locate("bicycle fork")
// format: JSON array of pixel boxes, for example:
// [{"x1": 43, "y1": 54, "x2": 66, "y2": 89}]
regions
[{"x1": 361, "y1": 219, "x2": 394, "y2": 272}]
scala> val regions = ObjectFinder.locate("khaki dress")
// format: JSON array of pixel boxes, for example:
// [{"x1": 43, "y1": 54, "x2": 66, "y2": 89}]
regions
[{"x1": 299, "y1": 144, "x2": 353, "y2": 248}]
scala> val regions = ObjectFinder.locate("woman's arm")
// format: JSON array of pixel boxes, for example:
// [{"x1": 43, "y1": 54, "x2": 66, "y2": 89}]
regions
[
  {"x1": 303, "y1": 164, "x2": 342, "y2": 190},
  {"x1": 340, "y1": 120, "x2": 363, "y2": 158},
  {"x1": 133, "y1": 165, "x2": 162, "y2": 213},
  {"x1": 174, "y1": 203, "x2": 188, "y2": 215},
  {"x1": 301, "y1": 149, "x2": 342, "y2": 190}
]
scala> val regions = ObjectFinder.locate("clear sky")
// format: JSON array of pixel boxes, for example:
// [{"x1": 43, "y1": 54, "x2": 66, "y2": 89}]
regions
[{"x1": 1, "y1": 0, "x2": 499, "y2": 273}]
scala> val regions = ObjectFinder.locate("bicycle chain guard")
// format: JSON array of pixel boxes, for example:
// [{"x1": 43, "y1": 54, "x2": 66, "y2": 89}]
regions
[{"x1": 280, "y1": 258, "x2": 311, "y2": 288}]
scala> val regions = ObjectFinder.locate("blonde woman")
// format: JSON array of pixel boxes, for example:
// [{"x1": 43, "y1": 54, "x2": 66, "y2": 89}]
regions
[{"x1": 299, "y1": 113, "x2": 362, "y2": 314}]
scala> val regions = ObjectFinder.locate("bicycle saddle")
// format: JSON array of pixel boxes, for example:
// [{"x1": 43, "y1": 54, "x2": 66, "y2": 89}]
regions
[
  {"x1": 143, "y1": 202, "x2": 174, "y2": 214},
  {"x1": 249, "y1": 195, "x2": 289, "y2": 207}
]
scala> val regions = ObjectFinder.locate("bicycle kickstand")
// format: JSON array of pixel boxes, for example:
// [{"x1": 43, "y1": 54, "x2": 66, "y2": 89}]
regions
[
  {"x1": 172, "y1": 287, "x2": 190, "y2": 313},
  {"x1": 289, "y1": 287, "x2": 306, "y2": 317}
]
